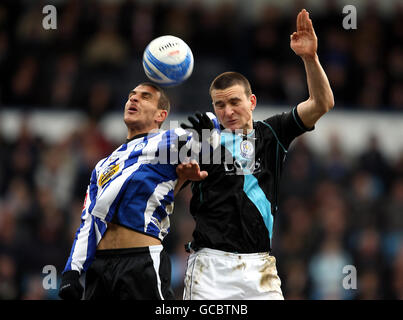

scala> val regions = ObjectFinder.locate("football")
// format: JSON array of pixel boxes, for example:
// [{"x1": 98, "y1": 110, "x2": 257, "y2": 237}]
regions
[{"x1": 142, "y1": 35, "x2": 194, "y2": 87}]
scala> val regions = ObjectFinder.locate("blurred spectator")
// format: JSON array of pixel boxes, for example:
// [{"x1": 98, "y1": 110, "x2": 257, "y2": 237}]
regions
[
  {"x1": 5, "y1": 117, "x2": 41, "y2": 188},
  {"x1": 1, "y1": 0, "x2": 403, "y2": 111},
  {"x1": 389, "y1": 82, "x2": 403, "y2": 109},
  {"x1": 387, "y1": 47, "x2": 403, "y2": 82},
  {"x1": 7, "y1": 56, "x2": 39, "y2": 106},
  {"x1": 21, "y1": 274, "x2": 47, "y2": 300},
  {"x1": 323, "y1": 132, "x2": 349, "y2": 183},
  {"x1": 281, "y1": 259, "x2": 310, "y2": 300},
  {"x1": 390, "y1": 245, "x2": 403, "y2": 299},
  {"x1": 382, "y1": 178, "x2": 403, "y2": 261},
  {"x1": 346, "y1": 170, "x2": 382, "y2": 230},
  {"x1": 85, "y1": 81, "x2": 114, "y2": 121},
  {"x1": 384, "y1": 178, "x2": 403, "y2": 232},
  {"x1": 281, "y1": 137, "x2": 319, "y2": 199},
  {"x1": 308, "y1": 237, "x2": 353, "y2": 299},
  {"x1": 355, "y1": 267, "x2": 383, "y2": 300},
  {"x1": 394, "y1": 151, "x2": 403, "y2": 177},
  {"x1": 48, "y1": 53, "x2": 79, "y2": 108},
  {"x1": 357, "y1": 68, "x2": 387, "y2": 109},
  {"x1": 0, "y1": 254, "x2": 19, "y2": 300},
  {"x1": 276, "y1": 196, "x2": 319, "y2": 261},
  {"x1": 251, "y1": 58, "x2": 286, "y2": 104},
  {"x1": 352, "y1": 227, "x2": 384, "y2": 272},
  {"x1": 34, "y1": 144, "x2": 76, "y2": 209},
  {"x1": 357, "y1": 134, "x2": 391, "y2": 192},
  {"x1": 0, "y1": 205, "x2": 18, "y2": 252},
  {"x1": 280, "y1": 64, "x2": 307, "y2": 106},
  {"x1": 127, "y1": 3, "x2": 155, "y2": 55},
  {"x1": 349, "y1": 227, "x2": 387, "y2": 299},
  {"x1": 83, "y1": 21, "x2": 128, "y2": 69}
]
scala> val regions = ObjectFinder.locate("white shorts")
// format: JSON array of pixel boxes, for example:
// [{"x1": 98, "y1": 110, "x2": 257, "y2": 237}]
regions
[{"x1": 183, "y1": 248, "x2": 284, "y2": 300}]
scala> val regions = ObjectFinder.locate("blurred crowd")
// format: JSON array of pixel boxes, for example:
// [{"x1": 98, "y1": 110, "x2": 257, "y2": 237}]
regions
[
  {"x1": 1, "y1": 0, "x2": 403, "y2": 300},
  {"x1": 1, "y1": 115, "x2": 403, "y2": 300},
  {"x1": 1, "y1": 0, "x2": 403, "y2": 116}
]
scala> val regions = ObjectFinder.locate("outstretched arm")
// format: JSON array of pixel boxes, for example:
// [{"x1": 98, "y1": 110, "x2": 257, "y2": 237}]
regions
[{"x1": 291, "y1": 9, "x2": 334, "y2": 128}]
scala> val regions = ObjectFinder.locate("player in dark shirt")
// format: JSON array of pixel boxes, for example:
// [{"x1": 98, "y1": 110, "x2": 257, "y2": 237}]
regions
[{"x1": 179, "y1": 9, "x2": 334, "y2": 299}]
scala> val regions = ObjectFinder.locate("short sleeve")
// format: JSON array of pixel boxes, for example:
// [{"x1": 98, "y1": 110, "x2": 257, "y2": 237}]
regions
[{"x1": 260, "y1": 106, "x2": 314, "y2": 150}]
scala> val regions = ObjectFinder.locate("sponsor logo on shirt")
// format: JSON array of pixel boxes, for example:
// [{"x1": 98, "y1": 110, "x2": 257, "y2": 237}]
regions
[{"x1": 98, "y1": 163, "x2": 120, "y2": 187}]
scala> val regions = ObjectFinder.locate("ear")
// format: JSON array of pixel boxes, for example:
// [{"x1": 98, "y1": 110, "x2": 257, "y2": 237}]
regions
[
  {"x1": 250, "y1": 94, "x2": 257, "y2": 111},
  {"x1": 155, "y1": 109, "x2": 168, "y2": 126}
]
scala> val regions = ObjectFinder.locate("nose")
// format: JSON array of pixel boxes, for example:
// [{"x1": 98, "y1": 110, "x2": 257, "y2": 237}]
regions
[
  {"x1": 129, "y1": 94, "x2": 138, "y2": 102},
  {"x1": 224, "y1": 105, "x2": 233, "y2": 118}
]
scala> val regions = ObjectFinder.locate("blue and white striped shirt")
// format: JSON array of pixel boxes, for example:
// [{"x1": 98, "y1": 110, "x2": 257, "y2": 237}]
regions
[{"x1": 63, "y1": 118, "x2": 219, "y2": 274}]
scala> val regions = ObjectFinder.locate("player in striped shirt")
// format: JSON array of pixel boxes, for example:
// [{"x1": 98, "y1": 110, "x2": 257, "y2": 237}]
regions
[{"x1": 58, "y1": 82, "x2": 219, "y2": 300}]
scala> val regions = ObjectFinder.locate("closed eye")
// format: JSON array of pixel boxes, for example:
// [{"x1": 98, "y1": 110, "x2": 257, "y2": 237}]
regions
[
  {"x1": 229, "y1": 98, "x2": 241, "y2": 106},
  {"x1": 214, "y1": 101, "x2": 225, "y2": 109},
  {"x1": 142, "y1": 92, "x2": 152, "y2": 100}
]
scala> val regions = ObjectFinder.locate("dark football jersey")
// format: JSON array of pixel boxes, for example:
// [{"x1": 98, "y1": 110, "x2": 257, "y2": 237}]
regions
[{"x1": 189, "y1": 107, "x2": 313, "y2": 253}]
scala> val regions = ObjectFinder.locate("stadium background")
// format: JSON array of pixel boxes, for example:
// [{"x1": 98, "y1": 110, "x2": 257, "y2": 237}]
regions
[{"x1": 0, "y1": 0, "x2": 403, "y2": 300}]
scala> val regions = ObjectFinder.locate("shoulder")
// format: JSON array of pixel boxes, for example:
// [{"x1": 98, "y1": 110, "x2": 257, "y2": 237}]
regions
[
  {"x1": 95, "y1": 156, "x2": 109, "y2": 171},
  {"x1": 258, "y1": 107, "x2": 313, "y2": 132},
  {"x1": 165, "y1": 128, "x2": 193, "y2": 142}
]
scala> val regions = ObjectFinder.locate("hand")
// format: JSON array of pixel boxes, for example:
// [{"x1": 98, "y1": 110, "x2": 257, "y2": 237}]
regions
[
  {"x1": 177, "y1": 159, "x2": 208, "y2": 181},
  {"x1": 181, "y1": 112, "x2": 220, "y2": 149},
  {"x1": 58, "y1": 270, "x2": 83, "y2": 300},
  {"x1": 290, "y1": 9, "x2": 318, "y2": 60},
  {"x1": 180, "y1": 112, "x2": 215, "y2": 138}
]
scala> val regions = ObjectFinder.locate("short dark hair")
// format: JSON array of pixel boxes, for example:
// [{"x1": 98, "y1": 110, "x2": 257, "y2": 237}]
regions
[
  {"x1": 138, "y1": 82, "x2": 171, "y2": 114},
  {"x1": 209, "y1": 72, "x2": 252, "y2": 97}
]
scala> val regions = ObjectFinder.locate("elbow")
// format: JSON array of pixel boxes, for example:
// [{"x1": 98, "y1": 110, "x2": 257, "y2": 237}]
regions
[
  {"x1": 328, "y1": 89, "x2": 335, "y2": 109},
  {"x1": 311, "y1": 94, "x2": 334, "y2": 115},
  {"x1": 329, "y1": 92, "x2": 335, "y2": 109},
  {"x1": 323, "y1": 92, "x2": 335, "y2": 113},
  {"x1": 327, "y1": 96, "x2": 335, "y2": 112}
]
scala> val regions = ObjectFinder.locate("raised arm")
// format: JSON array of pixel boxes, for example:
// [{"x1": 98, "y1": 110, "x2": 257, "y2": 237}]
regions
[{"x1": 290, "y1": 9, "x2": 334, "y2": 128}]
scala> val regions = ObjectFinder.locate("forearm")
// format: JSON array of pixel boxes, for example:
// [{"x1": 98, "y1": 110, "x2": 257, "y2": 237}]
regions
[
  {"x1": 174, "y1": 178, "x2": 186, "y2": 196},
  {"x1": 296, "y1": 54, "x2": 334, "y2": 128},
  {"x1": 302, "y1": 53, "x2": 334, "y2": 112}
]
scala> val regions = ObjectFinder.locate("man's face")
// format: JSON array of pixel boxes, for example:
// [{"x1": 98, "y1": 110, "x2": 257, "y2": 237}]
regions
[
  {"x1": 211, "y1": 84, "x2": 256, "y2": 132},
  {"x1": 124, "y1": 85, "x2": 163, "y2": 131}
]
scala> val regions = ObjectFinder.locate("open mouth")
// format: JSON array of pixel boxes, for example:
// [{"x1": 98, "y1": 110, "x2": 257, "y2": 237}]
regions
[{"x1": 128, "y1": 105, "x2": 138, "y2": 113}]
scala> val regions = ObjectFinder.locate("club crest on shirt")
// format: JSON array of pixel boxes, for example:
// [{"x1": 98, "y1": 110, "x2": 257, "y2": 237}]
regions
[
  {"x1": 98, "y1": 163, "x2": 120, "y2": 187},
  {"x1": 134, "y1": 142, "x2": 146, "y2": 152},
  {"x1": 240, "y1": 140, "x2": 254, "y2": 159},
  {"x1": 108, "y1": 154, "x2": 119, "y2": 163}
]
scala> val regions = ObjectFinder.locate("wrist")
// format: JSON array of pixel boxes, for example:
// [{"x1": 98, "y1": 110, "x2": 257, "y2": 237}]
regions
[
  {"x1": 301, "y1": 53, "x2": 319, "y2": 63},
  {"x1": 62, "y1": 270, "x2": 80, "y2": 281}
]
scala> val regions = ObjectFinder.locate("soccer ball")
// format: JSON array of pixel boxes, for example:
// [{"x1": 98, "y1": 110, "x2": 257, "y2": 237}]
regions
[{"x1": 142, "y1": 35, "x2": 194, "y2": 87}]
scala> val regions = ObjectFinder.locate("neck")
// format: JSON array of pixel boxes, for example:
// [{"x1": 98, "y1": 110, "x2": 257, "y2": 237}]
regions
[
  {"x1": 127, "y1": 126, "x2": 160, "y2": 140},
  {"x1": 242, "y1": 121, "x2": 254, "y2": 135}
]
